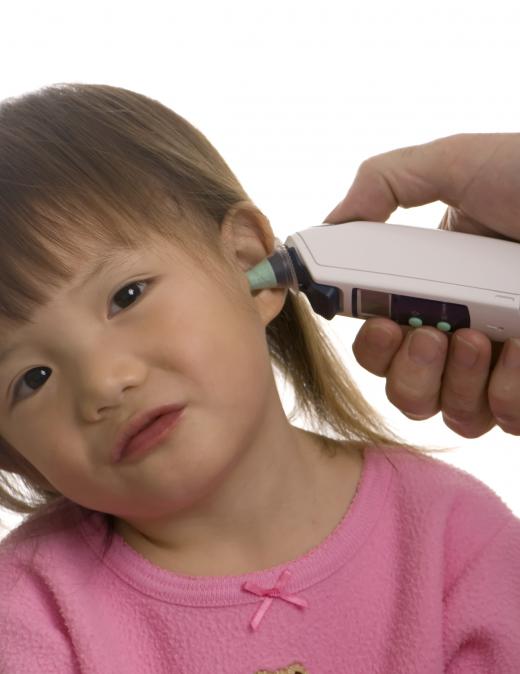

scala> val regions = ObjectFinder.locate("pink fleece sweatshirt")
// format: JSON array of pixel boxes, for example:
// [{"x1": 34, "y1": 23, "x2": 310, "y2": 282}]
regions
[{"x1": 1, "y1": 445, "x2": 519, "y2": 673}]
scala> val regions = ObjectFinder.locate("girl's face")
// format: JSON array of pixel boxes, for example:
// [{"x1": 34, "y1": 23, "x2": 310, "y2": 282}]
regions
[{"x1": 0, "y1": 214, "x2": 289, "y2": 522}]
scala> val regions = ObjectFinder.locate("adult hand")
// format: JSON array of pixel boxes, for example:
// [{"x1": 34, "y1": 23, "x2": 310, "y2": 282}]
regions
[{"x1": 323, "y1": 133, "x2": 520, "y2": 438}]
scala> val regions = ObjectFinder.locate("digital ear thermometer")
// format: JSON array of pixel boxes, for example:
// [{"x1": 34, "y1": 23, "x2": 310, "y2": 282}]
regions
[{"x1": 246, "y1": 221, "x2": 520, "y2": 342}]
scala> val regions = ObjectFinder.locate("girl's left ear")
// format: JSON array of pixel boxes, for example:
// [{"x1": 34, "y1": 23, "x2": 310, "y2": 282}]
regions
[
  {"x1": 219, "y1": 201, "x2": 275, "y2": 271},
  {"x1": 220, "y1": 201, "x2": 288, "y2": 325}
]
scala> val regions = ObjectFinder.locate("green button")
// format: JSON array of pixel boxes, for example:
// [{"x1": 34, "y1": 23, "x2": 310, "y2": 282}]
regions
[
  {"x1": 436, "y1": 321, "x2": 452, "y2": 332},
  {"x1": 408, "y1": 317, "x2": 423, "y2": 328}
]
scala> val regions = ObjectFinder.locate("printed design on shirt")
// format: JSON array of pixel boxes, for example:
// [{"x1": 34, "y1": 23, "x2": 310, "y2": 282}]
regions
[{"x1": 254, "y1": 664, "x2": 309, "y2": 674}]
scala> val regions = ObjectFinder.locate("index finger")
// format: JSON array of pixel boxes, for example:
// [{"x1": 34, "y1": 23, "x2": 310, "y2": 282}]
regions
[{"x1": 323, "y1": 133, "x2": 479, "y2": 224}]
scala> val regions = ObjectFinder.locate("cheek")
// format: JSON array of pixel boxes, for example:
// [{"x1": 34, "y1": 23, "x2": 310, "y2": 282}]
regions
[
  {"x1": 202, "y1": 325, "x2": 264, "y2": 397},
  {"x1": 0, "y1": 432, "x2": 54, "y2": 491},
  {"x1": 9, "y1": 425, "x2": 88, "y2": 496},
  {"x1": 156, "y1": 293, "x2": 272, "y2": 396}
]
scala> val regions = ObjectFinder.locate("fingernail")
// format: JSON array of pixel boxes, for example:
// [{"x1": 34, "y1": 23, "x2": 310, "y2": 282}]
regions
[
  {"x1": 408, "y1": 329, "x2": 442, "y2": 365},
  {"x1": 366, "y1": 326, "x2": 394, "y2": 349},
  {"x1": 503, "y1": 338, "x2": 520, "y2": 368},
  {"x1": 454, "y1": 336, "x2": 479, "y2": 368}
]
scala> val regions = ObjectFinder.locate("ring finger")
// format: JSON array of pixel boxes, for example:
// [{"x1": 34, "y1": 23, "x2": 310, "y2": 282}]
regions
[{"x1": 440, "y1": 329, "x2": 495, "y2": 437}]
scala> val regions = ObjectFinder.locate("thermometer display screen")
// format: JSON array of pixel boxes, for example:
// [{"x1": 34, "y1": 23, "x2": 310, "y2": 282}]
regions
[
  {"x1": 352, "y1": 288, "x2": 470, "y2": 330},
  {"x1": 356, "y1": 289, "x2": 391, "y2": 317}
]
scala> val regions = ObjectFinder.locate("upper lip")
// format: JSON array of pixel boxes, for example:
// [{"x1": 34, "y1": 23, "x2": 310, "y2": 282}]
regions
[{"x1": 113, "y1": 403, "x2": 185, "y2": 462}]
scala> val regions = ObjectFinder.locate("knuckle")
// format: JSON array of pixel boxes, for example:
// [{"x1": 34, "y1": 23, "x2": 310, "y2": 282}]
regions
[
  {"x1": 443, "y1": 376, "x2": 474, "y2": 398},
  {"x1": 363, "y1": 326, "x2": 395, "y2": 351},
  {"x1": 358, "y1": 157, "x2": 378, "y2": 176},
  {"x1": 352, "y1": 344, "x2": 387, "y2": 377},
  {"x1": 443, "y1": 408, "x2": 475, "y2": 424},
  {"x1": 443, "y1": 388, "x2": 480, "y2": 414},
  {"x1": 386, "y1": 379, "x2": 434, "y2": 416},
  {"x1": 488, "y1": 388, "x2": 516, "y2": 418},
  {"x1": 442, "y1": 413, "x2": 478, "y2": 438},
  {"x1": 358, "y1": 153, "x2": 392, "y2": 175}
]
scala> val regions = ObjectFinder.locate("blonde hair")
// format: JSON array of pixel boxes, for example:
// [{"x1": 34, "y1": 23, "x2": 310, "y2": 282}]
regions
[{"x1": 0, "y1": 83, "x2": 454, "y2": 548}]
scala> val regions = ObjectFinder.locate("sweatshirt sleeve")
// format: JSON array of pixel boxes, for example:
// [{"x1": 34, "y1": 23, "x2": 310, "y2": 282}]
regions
[
  {"x1": 444, "y1": 515, "x2": 520, "y2": 672},
  {"x1": 0, "y1": 565, "x2": 78, "y2": 674}
]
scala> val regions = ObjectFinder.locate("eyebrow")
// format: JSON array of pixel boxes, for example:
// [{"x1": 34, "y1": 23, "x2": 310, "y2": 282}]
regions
[
  {"x1": 71, "y1": 249, "x2": 132, "y2": 292},
  {"x1": 0, "y1": 343, "x2": 19, "y2": 369},
  {"x1": 0, "y1": 251, "x2": 133, "y2": 369}
]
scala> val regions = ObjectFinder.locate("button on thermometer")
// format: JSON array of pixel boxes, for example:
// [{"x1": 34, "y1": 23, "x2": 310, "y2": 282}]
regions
[{"x1": 246, "y1": 221, "x2": 520, "y2": 342}]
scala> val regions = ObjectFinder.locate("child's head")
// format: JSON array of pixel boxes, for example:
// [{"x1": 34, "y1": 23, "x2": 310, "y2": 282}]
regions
[{"x1": 0, "y1": 83, "x2": 448, "y2": 539}]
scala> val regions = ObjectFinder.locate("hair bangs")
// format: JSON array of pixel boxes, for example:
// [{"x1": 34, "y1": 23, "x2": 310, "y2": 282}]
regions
[{"x1": 0, "y1": 86, "x2": 229, "y2": 330}]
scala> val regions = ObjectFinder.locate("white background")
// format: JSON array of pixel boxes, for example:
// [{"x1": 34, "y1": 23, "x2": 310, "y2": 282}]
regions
[{"x1": 1, "y1": 0, "x2": 519, "y2": 538}]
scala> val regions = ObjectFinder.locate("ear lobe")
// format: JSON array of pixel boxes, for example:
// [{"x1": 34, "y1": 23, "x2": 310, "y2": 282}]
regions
[{"x1": 251, "y1": 285, "x2": 288, "y2": 326}]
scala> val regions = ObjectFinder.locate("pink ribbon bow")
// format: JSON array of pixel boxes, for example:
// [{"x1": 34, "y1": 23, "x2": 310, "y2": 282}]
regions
[{"x1": 241, "y1": 569, "x2": 308, "y2": 631}]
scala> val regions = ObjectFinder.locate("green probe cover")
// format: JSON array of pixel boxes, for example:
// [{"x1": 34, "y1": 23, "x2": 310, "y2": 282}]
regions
[{"x1": 246, "y1": 258, "x2": 277, "y2": 291}]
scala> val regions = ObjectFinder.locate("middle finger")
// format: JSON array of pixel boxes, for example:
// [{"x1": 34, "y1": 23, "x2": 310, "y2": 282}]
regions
[{"x1": 385, "y1": 327, "x2": 448, "y2": 419}]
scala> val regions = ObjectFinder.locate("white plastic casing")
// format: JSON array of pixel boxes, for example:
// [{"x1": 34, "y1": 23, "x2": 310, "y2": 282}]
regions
[{"x1": 285, "y1": 221, "x2": 520, "y2": 342}]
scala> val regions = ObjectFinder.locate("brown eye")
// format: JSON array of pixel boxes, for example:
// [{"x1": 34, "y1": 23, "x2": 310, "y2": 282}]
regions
[
  {"x1": 12, "y1": 367, "x2": 51, "y2": 403},
  {"x1": 108, "y1": 279, "x2": 149, "y2": 316},
  {"x1": 11, "y1": 278, "x2": 154, "y2": 405}
]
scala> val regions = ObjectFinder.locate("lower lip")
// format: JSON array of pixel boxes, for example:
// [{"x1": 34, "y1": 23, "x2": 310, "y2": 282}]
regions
[{"x1": 118, "y1": 408, "x2": 185, "y2": 463}]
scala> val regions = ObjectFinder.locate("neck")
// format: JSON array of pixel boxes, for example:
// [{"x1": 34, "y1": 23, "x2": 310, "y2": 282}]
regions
[{"x1": 114, "y1": 426, "x2": 362, "y2": 576}]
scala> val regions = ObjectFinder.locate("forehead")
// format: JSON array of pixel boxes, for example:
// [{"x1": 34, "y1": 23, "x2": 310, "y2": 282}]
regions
[
  {"x1": 72, "y1": 238, "x2": 179, "y2": 287},
  {"x1": 0, "y1": 236, "x2": 185, "y2": 340},
  {"x1": 72, "y1": 231, "x2": 205, "y2": 294}
]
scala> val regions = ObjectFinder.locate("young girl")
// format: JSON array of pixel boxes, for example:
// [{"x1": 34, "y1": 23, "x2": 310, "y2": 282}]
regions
[{"x1": 0, "y1": 83, "x2": 518, "y2": 674}]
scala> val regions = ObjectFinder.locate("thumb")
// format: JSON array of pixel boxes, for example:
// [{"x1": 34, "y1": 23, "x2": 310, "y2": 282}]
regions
[{"x1": 323, "y1": 135, "x2": 460, "y2": 224}]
